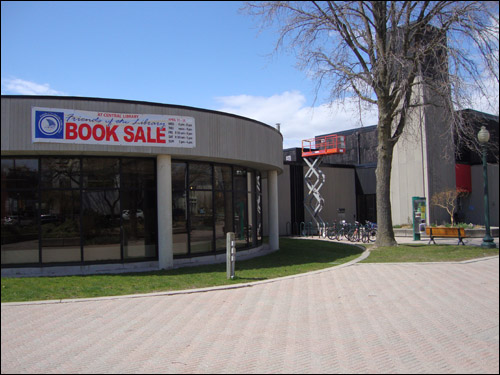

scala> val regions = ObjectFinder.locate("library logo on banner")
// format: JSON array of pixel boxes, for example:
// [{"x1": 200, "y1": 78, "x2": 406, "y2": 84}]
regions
[{"x1": 34, "y1": 110, "x2": 64, "y2": 139}]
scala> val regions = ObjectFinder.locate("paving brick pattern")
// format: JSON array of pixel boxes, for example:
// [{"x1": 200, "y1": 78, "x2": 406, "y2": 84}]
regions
[{"x1": 2, "y1": 257, "x2": 499, "y2": 374}]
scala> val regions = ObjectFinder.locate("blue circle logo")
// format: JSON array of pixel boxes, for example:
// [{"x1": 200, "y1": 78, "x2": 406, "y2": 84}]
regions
[
  {"x1": 39, "y1": 113, "x2": 62, "y2": 136},
  {"x1": 35, "y1": 111, "x2": 64, "y2": 139}
]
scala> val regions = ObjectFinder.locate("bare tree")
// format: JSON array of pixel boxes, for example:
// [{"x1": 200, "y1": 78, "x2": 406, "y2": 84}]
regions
[
  {"x1": 430, "y1": 188, "x2": 469, "y2": 226},
  {"x1": 243, "y1": 1, "x2": 499, "y2": 246}
]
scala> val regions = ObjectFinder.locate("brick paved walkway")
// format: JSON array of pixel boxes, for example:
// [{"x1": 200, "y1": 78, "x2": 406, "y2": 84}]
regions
[{"x1": 2, "y1": 257, "x2": 499, "y2": 374}]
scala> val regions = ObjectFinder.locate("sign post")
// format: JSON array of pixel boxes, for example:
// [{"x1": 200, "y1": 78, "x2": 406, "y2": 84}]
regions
[{"x1": 226, "y1": 232, "x2": 236, "y2": 279}]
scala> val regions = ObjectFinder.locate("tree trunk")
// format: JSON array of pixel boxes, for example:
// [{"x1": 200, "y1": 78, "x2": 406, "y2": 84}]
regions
[{"x1": 374, "y1": 114, "x2": 398, "y2": 247}]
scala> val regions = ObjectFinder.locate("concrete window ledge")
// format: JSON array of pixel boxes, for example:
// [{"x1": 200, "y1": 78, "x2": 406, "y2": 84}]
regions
[
  {"x1": 1, "y1": 261, "x2": 160, "y2": 278},
  {"x1": 1, "y1": 245, "x2": 278, "y2": 278}
]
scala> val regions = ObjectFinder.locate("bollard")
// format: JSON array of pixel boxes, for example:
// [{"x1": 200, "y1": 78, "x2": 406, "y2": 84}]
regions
[{"x1": 226, "y1": 232, "x2": 236, "y2": 279}]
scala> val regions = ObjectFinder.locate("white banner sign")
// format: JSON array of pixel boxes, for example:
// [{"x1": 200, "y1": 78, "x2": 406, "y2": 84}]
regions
[{"x1": 32, "y1": 107, "x2": 195, "y2": 148}]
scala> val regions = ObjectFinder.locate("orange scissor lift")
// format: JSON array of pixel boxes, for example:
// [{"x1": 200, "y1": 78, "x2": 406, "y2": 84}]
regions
[{"x1": 302, "y1": 134, "x2": 346, "y2": 236}]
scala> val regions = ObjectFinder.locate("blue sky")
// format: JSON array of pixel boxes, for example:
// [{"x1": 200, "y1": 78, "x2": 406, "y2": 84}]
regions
[{"x1": 1, "y1": 1, "x2": 498, "y2": 148}]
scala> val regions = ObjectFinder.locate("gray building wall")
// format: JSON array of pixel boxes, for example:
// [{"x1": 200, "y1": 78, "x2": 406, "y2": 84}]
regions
[
  {"x1": 274, "y1": 164, "x2": 356, "y2": 235},
  {"x1": 1, "y1": 96, "x2": 283, "y2": 173},
  {"x1": 390, "y1": 80, "x2": 456, "y2": 226}
]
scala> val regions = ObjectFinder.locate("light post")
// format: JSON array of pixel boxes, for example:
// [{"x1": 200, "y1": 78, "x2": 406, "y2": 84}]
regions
[{"x1": 477, "y1": 126, "x2": 496, "y2": 249}]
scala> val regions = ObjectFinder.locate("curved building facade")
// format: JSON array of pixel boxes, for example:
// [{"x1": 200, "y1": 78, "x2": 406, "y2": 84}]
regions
[{"x1": 1, "y1": 96, "x2": 283, "y2": 276}]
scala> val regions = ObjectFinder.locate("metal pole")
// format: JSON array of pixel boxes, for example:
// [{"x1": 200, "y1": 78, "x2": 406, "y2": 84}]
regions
[
  {"x1": 226, "y1": 232, "x2": 236, "y2": 279},
  {"x1": 481, "y1": 146, "x2": 496, "y2": 248}
]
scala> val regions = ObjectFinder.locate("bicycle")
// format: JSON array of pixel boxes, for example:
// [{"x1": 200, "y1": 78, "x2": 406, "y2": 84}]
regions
[
  {"x1": 335, "y1": 220, "x2": 350, "y2": 241},
  {"x1": 365, "y1": 221, "x2": 377, "y2": 242},
  {"x1": 327, "y1": 221, "x2": 338, "y2": 240},
  {"x1": 347, "y1": 221, "x2": 362, "y2": 242}
]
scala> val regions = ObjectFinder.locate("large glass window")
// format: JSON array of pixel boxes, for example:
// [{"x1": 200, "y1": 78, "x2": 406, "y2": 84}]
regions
[
  {"x1": 1, "y1": 156, "x2": 157, "y2": 267},
  {"x1": 1, "y1": 156, "x2": 263, "y2": 266},
  {"x1": 171, "y1": 161, "x2": 262, "y2": 258}
]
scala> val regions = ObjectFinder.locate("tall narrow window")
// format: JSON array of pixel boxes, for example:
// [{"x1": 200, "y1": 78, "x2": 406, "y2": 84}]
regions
[
  {"x1": 172, "y1": 162, "x2": 188, "y2": 255},
  {"x1": 1, "y1": 159, "x2": 39, "y2": 264}
]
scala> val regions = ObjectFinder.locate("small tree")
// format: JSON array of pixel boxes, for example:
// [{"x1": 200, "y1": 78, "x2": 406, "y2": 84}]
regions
[{"x1": 430, "y1": 188, "x2": 469, "y2": 226}]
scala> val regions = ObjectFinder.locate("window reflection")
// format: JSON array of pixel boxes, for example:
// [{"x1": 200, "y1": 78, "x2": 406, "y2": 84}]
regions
[
  {"x1": 121, "y1": 158, "x2": 155, "y2": 189},
  {"x1": 122, "y1": 189, "x2": 157, "y2": 259},
  {"x1": 172, "y1": 162, "x2": 188, "y2": 256},
  {"x1": 214, "y1": 165, "x2": 232, "y2": 190},
  {"x1": 82, "y1": 190, "x2": 121, "y2": 261},
  {"x1": 2, "y1": 158, "x2": 39, "y2": 190},
  {"x1": 42, "y1": 158, "x2": 80, "y2": 189},
  {"x1": 215, "y1": 191, "x2": 233, "y2": 251},
  {"x1": 1, "y1": 155, "x2": 264, "y2": 266},
  {"x1": 1, "y1": 190, "x2": 39, "y2": 264},
  {"x1": 82, "y1": 158, "x2": 119, "y2": 188},
  {"x1": 172, "y1": 190, "x2": 188, "y2": 255},
  {"x1": 189, "y1": 190, "x2": 213, "y2": 253},
  {"x1": 233, "y1": 168, "x2": 247, "y2": 191},
  {"x1": 171, "y1": 162, "x2": 262, "y2": 256},
  {"x1": 41, "y1": 190, "x2": 81, "y2": 263},
  {"x1": 1, "y1": 156, "x2": 158, "y2": 267},
  {"x1": 172, "y1": 162, "x2": 187, "y2": 191},
  {"x1": 189, "y1": 163, "x2": 212, "y2": 190},
  {"x1": 234, "y1": 191, "x2": 248, "y2": 248}
]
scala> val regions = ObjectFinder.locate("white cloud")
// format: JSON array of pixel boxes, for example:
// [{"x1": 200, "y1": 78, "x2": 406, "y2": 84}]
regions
[
  {"x1": 1, "y1": 78, "x2": 66, "y2": 96},
  {"x1": 215, "y1": 90, "x2": 378, "y2": 149},
  {"x1": 469, "y1": 75, "x2": 500, "y2": 116}
]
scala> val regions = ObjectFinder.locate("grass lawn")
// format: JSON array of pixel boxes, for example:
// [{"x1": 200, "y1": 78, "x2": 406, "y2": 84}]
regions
[
  {"x1": 361, "y1": 243, "x2": 499, "y2": 263},
  {"x1": 1, "y1": 238, "x2": 363, "y2": 303}
]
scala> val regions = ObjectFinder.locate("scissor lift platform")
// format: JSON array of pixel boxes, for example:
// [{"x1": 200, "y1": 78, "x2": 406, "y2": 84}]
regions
[
  {"x1": 302, "y1": 134, "x2": 346, "y2": 157},
  {"x1": 302, "y1": 134, "x2": 346, "y2": 235}
]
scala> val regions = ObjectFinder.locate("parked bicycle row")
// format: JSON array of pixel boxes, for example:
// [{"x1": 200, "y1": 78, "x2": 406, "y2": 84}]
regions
[{"x1": 286, "y1": 220, "x2": 377, "y2": 243}]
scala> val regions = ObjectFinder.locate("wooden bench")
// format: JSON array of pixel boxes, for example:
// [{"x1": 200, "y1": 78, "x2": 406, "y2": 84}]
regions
[{"x1": 425, "y1": 227, "x2": 467, "y2": 245}]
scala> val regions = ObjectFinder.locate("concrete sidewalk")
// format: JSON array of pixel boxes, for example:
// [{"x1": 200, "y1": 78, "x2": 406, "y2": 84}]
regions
[{"x1": 2, "y1": 247, "x2": 498, "y2": 373}]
